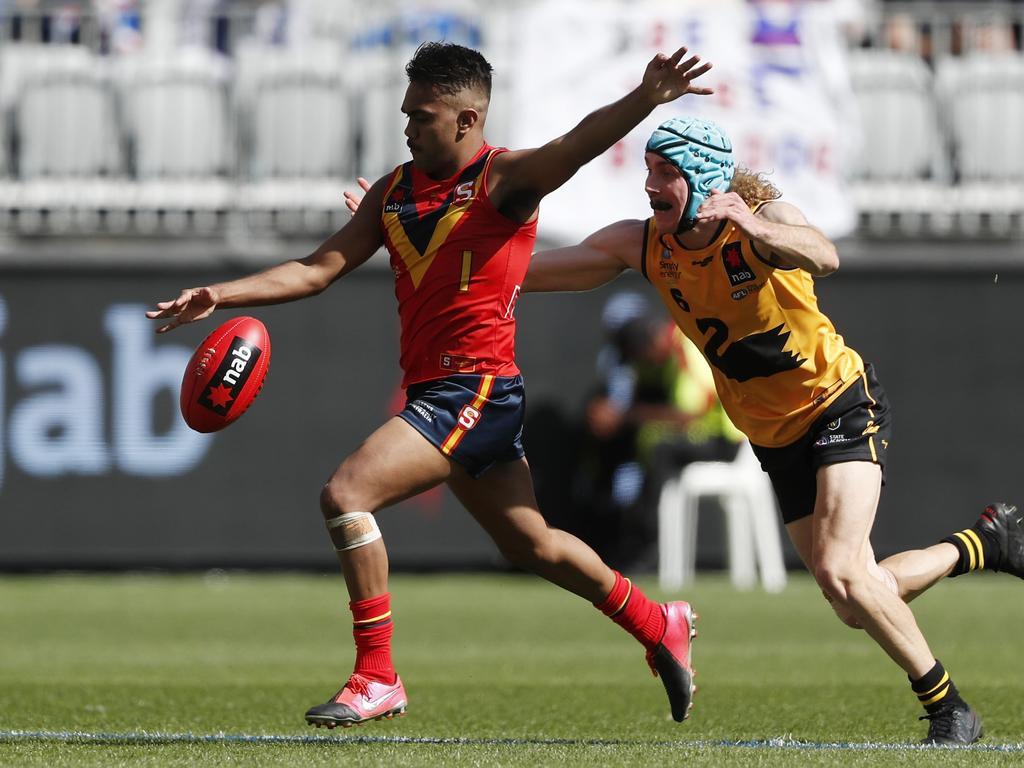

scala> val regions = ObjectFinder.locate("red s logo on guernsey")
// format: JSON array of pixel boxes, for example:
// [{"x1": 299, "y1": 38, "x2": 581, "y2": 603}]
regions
[{"x1": 458, "y1": 405, "x2": 481, "y2": 430}]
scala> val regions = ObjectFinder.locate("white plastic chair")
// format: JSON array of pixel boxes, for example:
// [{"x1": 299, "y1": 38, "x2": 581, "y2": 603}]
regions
[
  {"x1": 658, "y1": 441, "x2": 787, "y2": 593},
  {"x1": 232, "y1": 42, "x2": 351, "y2": 233}
]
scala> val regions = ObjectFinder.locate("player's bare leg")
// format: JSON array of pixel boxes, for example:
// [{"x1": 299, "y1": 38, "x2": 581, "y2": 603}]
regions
[
  {"x1": 788, "y1": 519, "x2": 958, "y2": 607},
  {"x1": 877, "y1": 502, "x2": 1024, "y2": 602},
  {"x1": 785, "y1": 461, "x2": 931, "y2": 670},
  {"x1": 792, "y1": 505, "x2": 1019, "y2": 608},
  {"x1": 788, "y1": 460, "x2": 982, "y2": 744},
  {"x1": 874, "y1": 545, "x2": 959, "y2": 602},
  {"x1": 446, "y1": 456, "x2": 613, "y2": 600},
  {"x1": 306, "y1": 417, "x2": 453, "y2": 729},
  {"x1": 321, "y1": 417, "x2": 453, "y2": 597},
  {"x1": 788, "y1": 516, "x2": 896, "y2": 631},
  {"x1": 447, "y1": 457, "x2": 698, "y2": 723}
]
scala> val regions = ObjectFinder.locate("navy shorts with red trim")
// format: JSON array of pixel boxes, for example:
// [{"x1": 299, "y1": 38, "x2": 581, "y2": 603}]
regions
[
  {"x1": 750, "y1": 364, "x2": 893, "y2": 524},
  {"x1": 398, "y1": 374, "x2": 526, "y2": 478}
]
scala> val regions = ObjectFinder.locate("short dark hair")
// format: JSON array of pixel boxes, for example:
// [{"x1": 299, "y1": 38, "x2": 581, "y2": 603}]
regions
[{"x1": 405, "y1": 42, "x2": 493, "y2": 99}]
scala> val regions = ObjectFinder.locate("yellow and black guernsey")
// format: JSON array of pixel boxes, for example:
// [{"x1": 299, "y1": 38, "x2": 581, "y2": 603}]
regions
[{"x1": 640, "y1": 208, "x2": 864, "y2": 448}]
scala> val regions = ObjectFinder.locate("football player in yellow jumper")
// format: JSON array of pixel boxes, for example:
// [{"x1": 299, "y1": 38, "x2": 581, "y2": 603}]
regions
[{"x1": 521, "y1": 117, "x2": 1023, "y2": 745}]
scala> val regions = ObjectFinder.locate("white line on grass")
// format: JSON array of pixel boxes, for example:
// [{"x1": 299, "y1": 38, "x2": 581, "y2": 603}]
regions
[{"x1": 1, "y1": 731, "x2": 1024, "y2": 752}]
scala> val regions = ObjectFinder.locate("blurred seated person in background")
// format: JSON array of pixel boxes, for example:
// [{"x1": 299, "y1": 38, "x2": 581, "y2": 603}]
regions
[
  {"x1": 882, "y1": 12, "x2": 924, "y2": 56},
  {"x1": 582, "y1": 304, "x2": 741, "y2": 570},
  {"x1": 965, "y1": 15, "x2": 1016, "y2": 53},
  {"x1": 873, "y1": 9, "x2": 1016, "y2": 66}
]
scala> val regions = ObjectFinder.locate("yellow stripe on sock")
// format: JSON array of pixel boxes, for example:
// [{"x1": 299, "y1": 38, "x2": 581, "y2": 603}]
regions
[
  {"x1": 963, "y1": 529, "x2": 985, "y2": 571},
  {"x1": 953, "y1": 531, "x2": 978, "y2": 571},
  {"x1": 612, "y1": 578, "x2": 633, "y2": 616},
  {"x1": 353, "y1": 610, "x2": 392, "y2": 625},
  {"x1": 921, "y1": 683, "x2": 951, "y2": 706},
  {"x1": 917, "y1": 671, "x2": 950, "y2": 699}
]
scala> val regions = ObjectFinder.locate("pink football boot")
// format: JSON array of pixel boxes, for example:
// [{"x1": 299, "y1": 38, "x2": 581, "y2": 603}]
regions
[
  {"x1": 305, "y1": 673, "x2": 408, "y2": 728},
  {"x1": 646, "y1": 601, "x2": 698, "y2": 722}
]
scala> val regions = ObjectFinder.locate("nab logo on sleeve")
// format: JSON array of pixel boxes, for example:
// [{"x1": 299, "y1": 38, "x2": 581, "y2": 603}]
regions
[{"x1": 721, "y1": 243, "x2": 756, "y2": 287}]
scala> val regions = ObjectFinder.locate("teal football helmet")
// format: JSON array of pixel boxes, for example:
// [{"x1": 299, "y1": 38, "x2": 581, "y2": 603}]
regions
[{"x1": 645, "y1": 117, "x2": 735, "y2": 231}]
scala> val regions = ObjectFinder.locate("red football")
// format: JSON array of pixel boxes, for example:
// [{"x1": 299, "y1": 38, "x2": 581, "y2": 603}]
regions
[{"x1": 180, "y1": 316, "x2": 271, "y2": 433}]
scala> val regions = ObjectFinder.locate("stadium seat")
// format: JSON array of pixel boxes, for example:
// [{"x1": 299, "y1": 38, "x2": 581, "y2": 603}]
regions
[
  {"x1": 936, "y1": 52, "x2": 1024, "y2": 186},
  {"x1": 116, "y1": 47, "x2": 233, "y2": 213},
  {"x1": 0, "y1": 61, "x2": 9, "y2": 210},
  {"x1": 658, "y1": 441, "x2": 787, "y2": 593},
  {"x1": 0, "y1": 85, "x2": 6, "y2": 179},
  {"x1": 847, "y1": 48, "x2": 944, "y2": 183},
  {"x1": 234, "y1": 41, "x2": 352, "y2": 231},
  {"x1": 7, "y1": 44, "x2": 124, "y2": 213}
]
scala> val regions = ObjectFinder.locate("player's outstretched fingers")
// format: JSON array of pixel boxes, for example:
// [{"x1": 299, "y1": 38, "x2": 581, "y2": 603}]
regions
[
  {"x1": 147, "y1": 289, "x2": 196, "y2": 319},
  {"x1": 667, "y1": 46, "x2": 689, "y2": 65},
  {"x1": 678, "y1": 54, "x2": 701, "y2": 73},
  {"x1": 688, "y1": 61, "x2": 713, "y2": 80}
]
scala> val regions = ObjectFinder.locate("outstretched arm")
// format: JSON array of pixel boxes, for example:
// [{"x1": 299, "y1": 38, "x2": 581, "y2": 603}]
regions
[
  {"x1": 336, "y1": 188, "x2": 646, "y2": 294},
  {"x1": 147, "y1": 176, "x2": 389, "y2": 333},
  {"x1": 695, "y1": 190, "x2": 839, "y2": 276},
  {"x1": 523, "y1": 219, "x2": 646, "y2": 293},
  {"x1": 489, "y1": 47, "x2": 713, "y2": 221}
]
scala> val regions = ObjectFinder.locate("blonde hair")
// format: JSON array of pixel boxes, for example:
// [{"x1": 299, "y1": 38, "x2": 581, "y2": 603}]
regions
[{"x1": 729, "y1": 168, "x2": 782, "y2": 207}]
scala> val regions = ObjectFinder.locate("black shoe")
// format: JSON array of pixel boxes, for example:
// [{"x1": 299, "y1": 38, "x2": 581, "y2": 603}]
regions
[
  {"x1": 920, "y1": 702, "x2": 983, "y2": 745},
  {"x1": 977, "y1": 502, "x2": 1024, "y2": 577}
]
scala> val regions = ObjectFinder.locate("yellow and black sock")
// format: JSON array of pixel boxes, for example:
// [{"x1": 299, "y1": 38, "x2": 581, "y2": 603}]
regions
[
  {"x1": 941, "y1": 521, "x2": 999, "y2": 577},
  {"x1": 911, "y1": 660, "x2": 964, "y2": 714}
]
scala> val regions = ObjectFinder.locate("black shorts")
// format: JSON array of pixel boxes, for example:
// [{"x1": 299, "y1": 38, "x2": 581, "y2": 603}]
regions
[
  {"x1": 398, "y1": 374, "x2": 526, "y2": 478},
  {"x1": 750, "y1": 364, "x2": 892, "y2": 524}
]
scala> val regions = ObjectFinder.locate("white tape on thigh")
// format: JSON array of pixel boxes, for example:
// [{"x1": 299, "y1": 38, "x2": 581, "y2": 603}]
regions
[{"x1": 325, "y1": 511, "x2": 382, "y2": 551}]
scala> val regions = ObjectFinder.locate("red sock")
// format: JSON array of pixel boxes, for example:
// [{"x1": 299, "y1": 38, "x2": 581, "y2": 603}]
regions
[
  {"x1": 350, "y1": 593, "x2": 395, "y2": 684},
  {"x1": 594, "y1": 571, "x2": 665, "y2": 651}
]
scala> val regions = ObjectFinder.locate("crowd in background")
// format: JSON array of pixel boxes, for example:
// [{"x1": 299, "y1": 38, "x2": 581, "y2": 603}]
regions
[{"x1": 0, "y1": 0, "x2": 1020, "y2": 243}]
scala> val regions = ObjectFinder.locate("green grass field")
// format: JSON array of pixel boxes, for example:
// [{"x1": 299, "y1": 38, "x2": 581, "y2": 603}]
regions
[{"x1": 1, "y1": 572, "x2": 1023, "y2": 767}]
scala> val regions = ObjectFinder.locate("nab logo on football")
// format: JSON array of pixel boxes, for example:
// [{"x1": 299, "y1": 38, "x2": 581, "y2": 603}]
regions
[
  {"x1": 199, "y1": 337, "x2": 262, "y2": 415},
  {"x1": 722, "y1": 243, "x2": 755, "y2": 287},
  {"x1": 181, "y1": 316, "x2": 271, "y2": 433}
]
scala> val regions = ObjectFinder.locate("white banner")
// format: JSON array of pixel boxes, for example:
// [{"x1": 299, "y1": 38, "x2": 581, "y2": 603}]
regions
[{"x1": 501, "y1": 0, "x2": 858, "y2": 243}]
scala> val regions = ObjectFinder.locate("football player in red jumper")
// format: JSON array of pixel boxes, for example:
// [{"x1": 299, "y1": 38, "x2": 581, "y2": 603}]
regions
[{"x1": 148, "y1": 42, "x2": 712, "y2": 728}]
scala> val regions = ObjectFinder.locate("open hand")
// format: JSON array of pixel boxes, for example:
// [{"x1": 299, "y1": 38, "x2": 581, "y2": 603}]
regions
[
  {"x1": 145, "y1": 286, "x2": 220, "y2": 333},
  {"x1": 695, "y1": 189, "x2": 765, "y2": 238},
  {"x1": 343, "y1": 177, "x2": 372, "y2": 215},
  {"x1": 641, "y1": 46, "x2": 714, "y2": 106}
]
